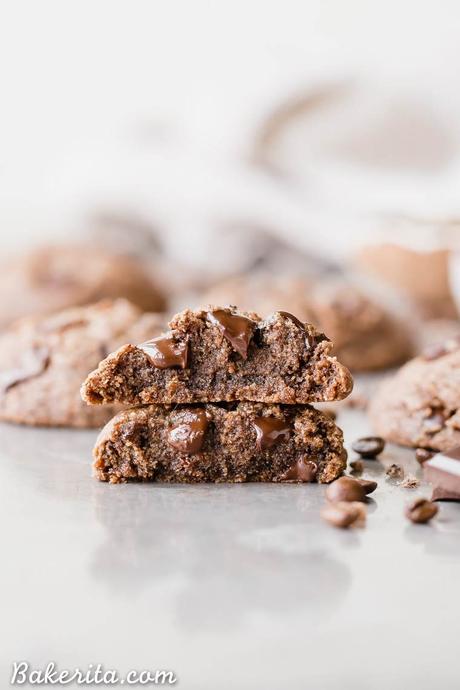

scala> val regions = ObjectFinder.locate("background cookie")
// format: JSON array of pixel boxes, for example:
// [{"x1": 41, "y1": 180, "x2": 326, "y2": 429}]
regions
[
  {"x1": 202, "y1": 275, "x2": 414, "y2": 372},
  {"x1": 0, "y1": 299, "x2": 164, "y2": 427},
  {"x1": 369, "y1": 340, "x2": 460, "y2": 451},
  {"x1": 0, "y1": 244, "x2": 166, "y2": 329}
]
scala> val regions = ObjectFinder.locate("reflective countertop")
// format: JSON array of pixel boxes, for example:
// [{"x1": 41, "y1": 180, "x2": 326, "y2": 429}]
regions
[{"x1": 1, "y1": 404, "x2": 460, "y2": 689}]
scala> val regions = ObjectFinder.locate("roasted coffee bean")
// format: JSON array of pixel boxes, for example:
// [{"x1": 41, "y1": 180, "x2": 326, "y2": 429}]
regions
[
  {"x1": 325, "y1": 476, "x2": 368, "y2": 503},
  {"x1": 405, "y1": 497, "x2": 438, "y2": 524},
  {"x1": 351, "y1": 436, "x2": 385, "y2": 459},
  {"x1": 350, "y1": 459, "x2": 364, "y2": 474},
  {"x1": 321, "y1": 501, "x2": 366, "y2": 529},
  {"x1": 415, "y1": 448, "x2": 434, "y2": 464}
]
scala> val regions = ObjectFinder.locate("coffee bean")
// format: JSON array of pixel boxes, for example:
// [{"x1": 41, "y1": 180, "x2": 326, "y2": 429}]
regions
[
  {"x1": 351, "y1": 436, "x2": 385, "y2": 459},
  {"x1": 350, "y1": 459, "x2": 364, "y2": 474},
  {"x1": 321, "y1": 501, "x2": 366, "y2": 529},
  {"x1": 415, "y1": 448, "x2": 434, "y2": 464},
  {"x1": 325, "y1": 476, "x2": 368, "y2": 503},
  {"x1": 405, "y1": 497, "x2": 438, "y2": 524}
]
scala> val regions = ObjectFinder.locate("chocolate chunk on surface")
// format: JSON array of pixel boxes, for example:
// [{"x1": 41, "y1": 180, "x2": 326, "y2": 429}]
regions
[
  {"x1": 140, "y1": 333, "x2": 189, "y2": 369},
  {"x1": 253, "y1": 416, "x2": 290, "y2": 450},
  {"x1": 167, "y1": 409, "x2": 209, "y2": 454},
  {"x1": 0, "y1": 299, "x2": 164, "y2": 428},
  {"x1": 424, "y1": 447, "x2": 460, "y2": 501},
  {"x1": 207, "y1": 309, "x2": 255, "y2": 359},
  {"x1": 369, "y1": 347, "x2": 460, "y2": 451},
  {"x1": 82, "y1": 306, "x2": 353, "y2": 406},
  {"x1": 93, "y1": 402, "x2": 347, "y2": 484}
]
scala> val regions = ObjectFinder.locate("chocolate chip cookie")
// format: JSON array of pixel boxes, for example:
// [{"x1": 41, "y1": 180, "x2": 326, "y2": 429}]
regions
[
  {"x1": 203, "y1": 276, "x2": 414, "y2": 371},
  {"x1": 0, "y1": 244, "x2": 166, "y2": 329},
  {"x1": 93, "y1": 402, "x2": 347, "y2": 483},
  {"x1": 0, "y1": 299, "x2": 164, "y2": 427},
  {"x1": 82, "y1": 306, "x2": 353, "y2": 406},
  {"x1": 369, "y1": 338, "x2": 460, "y2": 451}
]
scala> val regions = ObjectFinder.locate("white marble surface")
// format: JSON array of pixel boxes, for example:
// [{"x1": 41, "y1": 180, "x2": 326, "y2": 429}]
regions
[{"x1": 1, "y1": 406, "x2": 460, "y2": 689}]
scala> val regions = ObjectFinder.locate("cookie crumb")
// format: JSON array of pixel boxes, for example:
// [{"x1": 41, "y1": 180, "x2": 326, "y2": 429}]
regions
[
  {"x1": 386, "y1": 463, "x2": 404, "y2": 479},
  {"x1": 401, "y1": 475, "x2": 419, "y2": 489}
]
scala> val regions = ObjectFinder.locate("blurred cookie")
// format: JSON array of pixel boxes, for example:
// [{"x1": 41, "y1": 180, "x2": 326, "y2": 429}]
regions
[
  {"x1": 355, "y1": 242, "x2": 457, "y2": 319},
  {"x1": 369, "y1": 339, "x2": 460, "y2": 451},
  {"x1": 203, "y1": 275, "x2": 414, "y2": 372},
  {"x1": 0, "y1": 244, "x2": 166, "y2": 329},
  {"x1": 0, "y1": 299, "x2": 164, "y2": 427}
]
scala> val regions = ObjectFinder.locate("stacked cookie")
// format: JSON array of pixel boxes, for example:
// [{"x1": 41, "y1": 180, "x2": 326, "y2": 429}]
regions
[{"x1": 81, "y1": 306, "x2": 354, "y2": 483}]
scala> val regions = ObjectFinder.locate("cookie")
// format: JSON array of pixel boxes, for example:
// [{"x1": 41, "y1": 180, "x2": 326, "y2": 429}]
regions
[
  {"x1": 0, "y1": 244, "x2": 166, "y2": 329},
  {"x1": 355, "y1": 242, "x2": 457, "y2": 319},
  {"x1": 369, "y1": 339, "x2": 460, "y2": 451},
  {"x1": 203, "y1": 276, "x2": 414, "y2": 371},
  {"x1": 82, "y1": 306, "x2": 353, "y2": 406},
  {"x1": 0, "y1": 299, "x2": 164, "y2": 427},
  {"x1": 93, "y1": 402, "x2": 347, "y2": 484}
]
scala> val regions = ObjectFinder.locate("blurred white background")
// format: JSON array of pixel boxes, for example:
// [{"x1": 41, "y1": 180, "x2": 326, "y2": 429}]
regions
[{"x1": 1, "y1": 0, "x2": 460, "y2": 267}]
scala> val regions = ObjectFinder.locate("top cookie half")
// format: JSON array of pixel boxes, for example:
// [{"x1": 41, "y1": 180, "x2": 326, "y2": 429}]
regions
[{"x1": 81, "y1": 306, "x2": 353, "y2": 405}]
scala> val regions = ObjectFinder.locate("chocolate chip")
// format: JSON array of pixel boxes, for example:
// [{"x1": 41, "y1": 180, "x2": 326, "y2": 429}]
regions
[
  {"x1": 405, "y1": 497, "x2": 438, "y2": 524},
  {"x1": 350, "y1": 459, "x2": 364, "y2": 474},
  {"x1": 140, "y1": 333, "x2": 189, "y2": 369},
  {"x1": 277, "y1": 311, "x2": 305, "y2": 329},
  {"x1": 253, "y1": 416, "x2": 290, "y2": 451},
  {"x1": 325, "y1": 476, "x2": 370, "y2": 503},
  {"x1": 321, "y1": 501, "x2": 367, "y2": 529},
  {"x1": 0, "y1": 345, "x2": 50, "y2": 393},
  {"x1": 351, "y1": 436, "x2": 385, "y2": 459},
  {"x1": 282, "y1": 457, "x2": 317, "y2": 482},
  {"x1": 386, "y1": 463, "x2": 404, "y2": 479},
  {"x1": 168, "y1": 409, "x2": 209, "y2": 454},
  {"x1": 415, "y1": 448, "x2": 434, "y2": 464},
  {"x1": 207, "y1": 310, "x2": 255, "y2": 359}
]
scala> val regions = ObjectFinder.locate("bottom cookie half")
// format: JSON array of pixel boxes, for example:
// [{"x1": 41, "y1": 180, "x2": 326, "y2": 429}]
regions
[{"x1": 94, "y1": 402, "x2": 347, "y2": 484}]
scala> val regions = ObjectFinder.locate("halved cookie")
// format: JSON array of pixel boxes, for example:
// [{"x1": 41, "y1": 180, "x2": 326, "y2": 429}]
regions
[{"x1": 93, "y1": 402, "x2": 347, "y2": 484}]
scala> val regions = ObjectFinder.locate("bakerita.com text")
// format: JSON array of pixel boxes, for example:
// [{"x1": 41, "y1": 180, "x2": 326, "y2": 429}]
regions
[{"x1": 10, "y1": 662, "x2": 177, "y2": 685}]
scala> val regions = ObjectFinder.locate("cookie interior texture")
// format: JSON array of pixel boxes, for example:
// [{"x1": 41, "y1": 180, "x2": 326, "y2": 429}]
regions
[
  {"x1": 0, "y1": 299, "x2": 164, "y2": 428},
  {"x1": 82, "y1": 306, "x2": 353, "y2": 406},
  {"x1": 93, "y1": 402, "x2": 347, "y2": 484},
  {"x1": 369, "y1": 345, "x2": 460, "y2": 451}
]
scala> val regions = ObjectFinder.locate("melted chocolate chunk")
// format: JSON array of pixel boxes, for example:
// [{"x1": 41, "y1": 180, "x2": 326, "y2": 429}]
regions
[
  {"x1": 167, "y1": 409, "x2": 209, "y2": 454},
  {"x1": 207, "y1": 310, "x2": 255, "y2": 359},
  {"x1": 0, "y1": 346, "x2": 50, "y2": 393},
  {"x1": 253, "y1": 416, "x2": 290, "y2": 450},
  {"x1": 283, "y1": 457, "x2": 317, "y2": 482},
  {"x1": 140, "y1": 333, "x2": 189, "y2": 369},
  {"x1": 278, "y1": 311, "x2": 305, "y2": 329}
]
